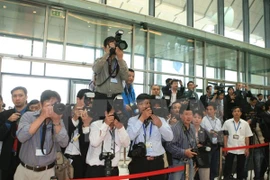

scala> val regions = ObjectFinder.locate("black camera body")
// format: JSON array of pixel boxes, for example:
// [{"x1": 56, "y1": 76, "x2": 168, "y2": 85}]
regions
[
  {"x1": 191, "y1": 148, "x2": 204, "y2": 167},
  {"x1": 128, "y1": 142, "x2": 146, "y2": 158},
  {"x1": 83, "y1": 92, "x2": 95, "y2": 117},
  {"x1": 110, "y1": 30, "x2": 128, "y2": 55},
  {"x1": 99, "y1": 152, "x2": 115, "y2": 176}
]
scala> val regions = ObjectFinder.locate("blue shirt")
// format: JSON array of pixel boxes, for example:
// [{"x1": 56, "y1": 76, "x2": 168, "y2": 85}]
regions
[
  {"x1": 121, "y1": 84, "x2": 136, "y2": 116},
  {"x1": 166, "y1": 121, "x2": 196, "y2": 159},
  {"x1": 127, "y1": 115, "x2": 173, "y2": 156}
]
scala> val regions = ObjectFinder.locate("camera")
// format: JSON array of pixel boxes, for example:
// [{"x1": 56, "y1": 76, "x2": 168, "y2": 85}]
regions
[
  {"x1": 99, "y1": 152, "x2": 115, "y2": 176},
  {"x1": 191, "y1": 148, "x2": 204, "y2": 167},
  {"x1": 53, "y1": 102, "x2": 66, "y2": 115},
  {"x1": 128, "y1": 142, "x2": 146, "y2": 158},
  {"x1": 83, "y1": 92, "x2": 95, "y2": 117},
  {"x1": 110, "y1": 30, "x2": 128, "y2": 55},
  {"x1": 150, "y1": 98, "x2": 169, "y2": 118}
]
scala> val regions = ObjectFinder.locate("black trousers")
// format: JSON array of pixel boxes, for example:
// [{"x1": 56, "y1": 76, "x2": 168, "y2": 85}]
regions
[
  {"x1": 1, "y1": 154, "x2": 20, "y2": 180},
  {"x1": 223, "y1": 153, "x2": 246, "y2": 180},
  {"x1": 65, "y1": 154, "x2": 85, "y2": 178},
  {"x1": 128, "y1": 156, "x2": 165, "y2": 180},
  {"x1": 85, "y1": 165, "x2": 119, "y2": 178}
]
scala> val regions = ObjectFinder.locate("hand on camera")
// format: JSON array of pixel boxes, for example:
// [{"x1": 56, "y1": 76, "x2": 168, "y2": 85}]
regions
[
  {"x1": 81, "y1": 110, "x2": 92, "y2": 127},
  {"x1": 115, "y1": 47, "x2": 123, "y2": 60},
  {"x1": 140, "y1": 108, "x2": 152, "y2": 122},
  {"x1": 8, "y1": 113, "x2": 21, "y2": 122},
  {"x1": 40, "y1": 102, "x2": 53, "y2": 120},
  {"x1": 104, "y1": 111, "x2": 114, "y2": 126},
  {"x1": 114, "y1": 119, "x2": 123, "y2": 129},
  {"x1": 185, "y1": 148, "x2": 197, "y2": 158},
  {"x1": 150, "y1": 114, "x2": 162, "y2": 128}
]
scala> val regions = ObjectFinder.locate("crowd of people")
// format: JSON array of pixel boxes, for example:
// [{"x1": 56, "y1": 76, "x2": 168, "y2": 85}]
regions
[{"x1": 0, "y1": 35, "x2": 270, "y2": 180}]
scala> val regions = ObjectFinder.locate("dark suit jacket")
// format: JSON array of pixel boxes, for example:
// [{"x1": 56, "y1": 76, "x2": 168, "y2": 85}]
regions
[
  {"x1": 162, "y1": 87, "x2": 185, "y2": 107},
  {"x1": 62, "y1": 105, "x2": 90, "y2": 161},
  {"x1": 0, "y1": 109, "x2": 20, "y2": 170}
]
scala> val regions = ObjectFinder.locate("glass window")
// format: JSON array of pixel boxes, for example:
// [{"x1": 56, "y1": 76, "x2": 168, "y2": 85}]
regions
[
  {"x1": 66, "y1": 45, "x2": 95, "y2": 63},
  {"x1": 1, "y1": 74, "x2": 69, "y2": 108},
  {"x1": 45, "y1": 63, "x2": 92, "y2": 79},
  {"x1": 33, "y1": 40, "x2": 43, "y2": 57},
  {"x1": 0, "y1": 1, "x2": 45, "y2": 39},
  {"x1": 31, "y1": 62, "x2": 45, "y2": 76},
  {"x1": 224, "y1": 0, "x2": 243, "y2": 41},
  {"x1": 134, "y1": 55, "x2": 145, "y2": 70},
  {"x1": 48, "y1": 9, "x2": 65, "y2": 42},
  {"x1": 155, "y1": 0, "x2": 187, "y2": 25},
  {"x1": 249, "y1": 54, "x2": 267, "y2": 85},
  {"x1": 107, "y1": 0, "x2": 149, "y2": 15},
  {"x1": 249, "y1": 0, "x2": 265, "y2": 47},
  {"x1": 1, "y1": 58, "x2": 30, "y2": 74},
  {"x1": 0, "y1": 36, "x2": 32, "y2": 56},
  {"x1": 124, "y1": 53, "x2": 131, "y2": 68},
  {"x1": 133, "y1": 71, "x2": 144, "y2": 84},
  {"x1": 46, "y1": 42, "x2": 63, "y2": 59},
  {"x1": 194, "y1": 0, "x2": 217, "y2": 33},
  {"x1": 134, "y1": 25, "x2": 146, "y2": 55},
  {"x1": 153, "y1": 73, "x2": 184, "y2": 87},
  {"x1": 67, "y1": 12, "x2": 132, "y2": 53},
  {"x1": 149, "y1": 32, "x2": 194, "y2": 76},
  {"x1": 205, "y1": 44, "x2": 237, "y2": 80},
  {"x1": 133, "y1": 84, "x2": 144, "y2": 98}
]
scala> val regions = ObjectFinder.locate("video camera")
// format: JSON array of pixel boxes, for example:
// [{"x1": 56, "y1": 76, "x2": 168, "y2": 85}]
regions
[
  {"x1": 208, "y1": 82, "x2": 228, "y2": 95},
  {"x1": 110, "y1": 30, "x2": 128, "y2": 55},
  {"x1": 99, "y1": 152, "x2": 115, "y2": 176}
]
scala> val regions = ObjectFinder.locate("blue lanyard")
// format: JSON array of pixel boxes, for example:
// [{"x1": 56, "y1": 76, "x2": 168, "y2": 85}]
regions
[
  {"x1": 125, "y1": 86, "x2": 134, "y2": 105},
  {"x1": 142, "y1": 122, "x2": 153, "y2": 142},
  {"x1": 233, "y1": 121, "x2": 241, "y2": 133}
]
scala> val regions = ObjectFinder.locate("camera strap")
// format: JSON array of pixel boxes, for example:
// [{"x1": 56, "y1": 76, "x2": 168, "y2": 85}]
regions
[
  {"x1": 100, "y1": 128, "x2": 116, "y2": 155},
  {"x1": 182, "y1": 124, "x2": 196, "y2": 149},
  {"x1": 143, "y1": 122, "x2": 153, "y2": 143},
  {"x1": 40, "y1": 120, "x2": 54, "y2": 155},
  {"x1": 96, "y1": 59, "x2": 119, "y2": 87}
]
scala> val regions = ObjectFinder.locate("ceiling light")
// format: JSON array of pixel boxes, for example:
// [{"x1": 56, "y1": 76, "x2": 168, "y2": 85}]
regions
[
  {"x1": 33, "y1": 11, "x2": 37, "y2": 14},
  {"x1": 3, "y1": 5, "x2": 7, "y2": 8},
  {"x1": 88, "y1": 25, "x2": 91, "y2": 28}
]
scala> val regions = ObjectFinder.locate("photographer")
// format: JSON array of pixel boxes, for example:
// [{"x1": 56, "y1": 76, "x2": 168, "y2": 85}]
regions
[
  {"x1": 163, "y1": 79, "x2": 185, "y2": 108},
  {"x1": 167, "y1": 101, "x2": 181, "y2": 126},
  {"x1": 200, "y1": 103, "x2": 222, "y2": 180},
  {"x1": 85, "y1": 101, "x2": 130, "y2": 178},
  {"x1": 62, "y1": 89, "x2": 93, "y2": 178},
  {"x1": 0, "y1": 86, "x2": 28, "y2": 180},
  {"x1": 127, "y1": 93, "x2": 173, "y2": 180},
  {"x1": 93, "y1": 33, "x2": 128, "y2": 118},
  {"x1": 15, "y1": 90, "x2": 69, "y2": 180},
  {"x1": 166, "y1": 104, "x2": 197, "y2": 180},
  {"x1": 183, "y1": 81, "x2": 199, "y2": 100}
]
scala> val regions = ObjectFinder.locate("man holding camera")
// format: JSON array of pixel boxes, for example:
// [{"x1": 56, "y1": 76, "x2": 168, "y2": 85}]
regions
[
  {"x1": 62, "y1": 89, "x2": 94, "y2": 178},
  {"x1": 93, "y1": 35, "x2": 128, "y2": 118},
  {"x1": 14, "y1": 90, "x2": 69, "y2": 180},
  {"x1": 127, "y1": 93, "x2": 173, "y2": 180},
  {"x1": 85, "y1": 101, "x2": 130, "y2": 178},
  {"x1": 0, "y1": 86, "x2": 28, "y2": 180},
  {"x1": 166, "y1": 104, "x2": 197, "y2": 180}
]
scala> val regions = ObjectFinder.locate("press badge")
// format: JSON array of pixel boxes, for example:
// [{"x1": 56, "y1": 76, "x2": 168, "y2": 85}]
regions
[
  {"x1": 72, "y1": 133, "x2": 80, "y2": 142},
  {"x1": 110, "y1": 78, "x2": 118, "y2": 83},
  {"x1": 164, "y1": 96, "x2": 170, "y2": 100},
  {"x1": 146, "y1": 142, "x2": 153, "y2": 154},
  {"x1": 233, "y1": 134, "x2": 239, "y2": 139},
  {"x1": 36, "y1": 149, "x2": 46, "y2": 156}
]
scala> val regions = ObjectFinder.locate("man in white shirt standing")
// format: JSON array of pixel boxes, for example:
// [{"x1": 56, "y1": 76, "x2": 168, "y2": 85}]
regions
[
  {"x1": 200, "y1": 103, "x2": 222, "y2": 180},
  {"x1": 222, "y1": 106, "x2": 253, "y2": 180},
  {"x1": 85, "y1": 101, "x2": 130, "y2": 177}
]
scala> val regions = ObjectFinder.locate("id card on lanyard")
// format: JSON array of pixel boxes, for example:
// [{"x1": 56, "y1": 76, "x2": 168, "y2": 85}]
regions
[
  {"x1": 233, "y1": 121, "x2": 241, "y2": 139},
  {"x1": 143, "y1": 123, "x2": 153, "y2": 154}
]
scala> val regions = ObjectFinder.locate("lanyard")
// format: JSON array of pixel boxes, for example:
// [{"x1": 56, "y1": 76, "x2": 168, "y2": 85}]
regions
[
  {"x1": 207, "y1": 116, "x2": 217, "y2": 131},
  {"x1": 124, "y1": 86, "x2": 134, "y2": 105},
  {"x1": 101, "y1": 128, "x2": 115, "y2": 154},
  {"x1": 108, "y1": 60, "x2": 118, "y2": 78},
  {"x1": 142, "y1": 122, "x2": 153, "y2": 142},
  {"x1": 233, "y1": 121, "x2": 241, "y2": 133}
]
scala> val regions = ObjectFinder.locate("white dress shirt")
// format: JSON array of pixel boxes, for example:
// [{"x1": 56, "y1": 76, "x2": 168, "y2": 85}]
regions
[
  {"x1": 201, "y1": 115, "x2": 222, "y2": 132},
  {"x1": 86, "y1": 120, "x2": 130, "y2": 167},
  {"x1": 222, "y1": 118, "x2": 253, "y2": 154},
  {"x1": 127, "y1": 115, "x2": 173, "y2": 156}
]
